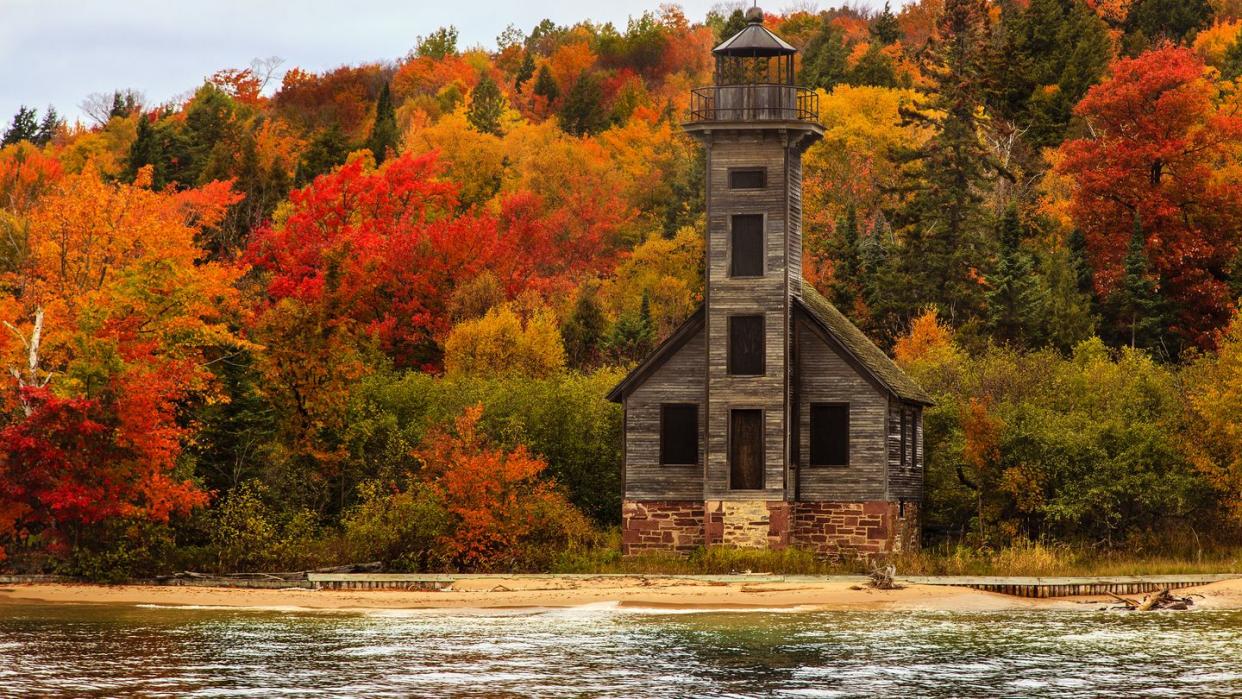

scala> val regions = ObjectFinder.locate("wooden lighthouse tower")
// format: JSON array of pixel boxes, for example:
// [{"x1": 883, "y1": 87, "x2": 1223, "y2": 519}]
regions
[{"x1": 607, "y1": 7, "x2": 932, "y2": 559}]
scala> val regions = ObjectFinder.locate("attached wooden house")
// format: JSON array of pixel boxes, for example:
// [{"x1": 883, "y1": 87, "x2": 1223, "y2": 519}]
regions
[{"x1": 606, "y1": 8, "x2": 933, "y2": 559}]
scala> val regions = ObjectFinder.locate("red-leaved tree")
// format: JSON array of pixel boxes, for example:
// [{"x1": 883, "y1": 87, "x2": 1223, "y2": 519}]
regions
[{"x1": 1057, "y1": 45, "x2": 1242, "y2": 348}]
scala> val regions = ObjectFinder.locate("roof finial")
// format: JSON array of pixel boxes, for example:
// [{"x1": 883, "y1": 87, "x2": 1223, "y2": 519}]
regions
[{"x1": 745, "y1": 4, "x2": 764, "y2": 24}]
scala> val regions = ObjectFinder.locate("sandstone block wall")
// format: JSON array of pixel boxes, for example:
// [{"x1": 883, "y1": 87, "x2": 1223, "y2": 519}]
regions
[
  {"x1": 622, "y1": 499, "x2": 919, "y2": 558},
  {"x1": 791, "y1": 501, "x2": 920, "y2": 559},
  {"x1": 620, "y1": 500, "x2": 705, "y2": 554},
  {"x1": 704, "y1": 500, "x2": 790, "y2": 549}
]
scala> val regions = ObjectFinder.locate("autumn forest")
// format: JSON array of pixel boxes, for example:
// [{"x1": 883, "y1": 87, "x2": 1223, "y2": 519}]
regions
[{"x1": 4, "y1": 0, "x2": 1242, "y2": 578}]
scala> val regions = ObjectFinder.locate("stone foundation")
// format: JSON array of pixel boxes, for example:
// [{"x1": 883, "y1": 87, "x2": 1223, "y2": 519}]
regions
[
  {"x1": 623, "y1": 499, "x2": 918, "y2": 558},
  {"x1": 791, "y1": 500, "x2": 920, "y2": 560},
  {"x1": 621, "y1": 500, "x2": 705, "y2": 554},
  {"x1": 704, "y1": 500, "x2": 790, "y2": 549}
]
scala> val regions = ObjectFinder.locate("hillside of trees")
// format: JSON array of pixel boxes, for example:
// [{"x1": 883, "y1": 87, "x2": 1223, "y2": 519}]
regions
[{"x1": 4, "y1": 0, "x2": 1242, "y2": 578}]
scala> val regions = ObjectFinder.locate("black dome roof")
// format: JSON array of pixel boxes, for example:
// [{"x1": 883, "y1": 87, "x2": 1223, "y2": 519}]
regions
[{"x1": 712, "y1": 8, "x2": 797, "y2": 57}]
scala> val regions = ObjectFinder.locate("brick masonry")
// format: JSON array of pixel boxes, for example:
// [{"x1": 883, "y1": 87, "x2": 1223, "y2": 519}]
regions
[
  {"x1": 621, "y1": 500, "x2": 705, "y2": 554},
  {"x1": 622, "y1": 499, "x2": 918, "y2": 558},
  {"x1": 791, "y1": 500, "x2": 921, "y2": 560}
]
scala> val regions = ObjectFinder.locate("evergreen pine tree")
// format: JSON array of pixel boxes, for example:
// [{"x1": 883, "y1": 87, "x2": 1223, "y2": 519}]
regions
[
  {"x1": 887, "y1": 0, "x2": 1004, "y2": 327},
  {"x1": 559, "y1": 74, "x2": 609, "y2": 136},
  {"x1": 110, "y1": 90, "x2": 142, "y2": 119},
  {"x1": 2, "y1": 106, "x2": 39, "y2": 146},
  {"x1": 127, "y1": 115, "x2": 162, "y2": 184},
  {"x1": 514, "y1": 53, "x2": 536, "y2": 93},
  {"x1": 34, "y1": 106, "x2": 60, "y2": 146},
  {"x1": 1107, "y1": 214, "x2": 1167, "y2": 350},
  {"x1": 533, "y1": 65, "x2": 559, "y2": 102},
  {"x1": 1223, "y1": 37, "x2": 1242, "y2": 81},
  {"x1": 1038, "y1": 246, "x2": 1096, "y2": 351},
  {"x1": 828, "y1": 206, "x2": 862, "y2": 311},
  {"x1": 562, "y1": 285, "x2": 607, "y2": 369},
  {"x1": 718, "y1": 9, "x2": 749, "y2": 41},
  {"x1": 1123, "y1": 0, "x2": 1213, "y2": 46},
  {"x1": 609, "y1": 290, "x2": 655, "y2": 363},
  {"x1": 985, "y1": 205, "x2": 1045, "y2": 345},
  {"x1": 848, "y1": 43, "x2": 899, "y2": 87},
  {"x1": 803, "y1": 19, "x2": 851, "y2": 91},
  {"x1": 295, "y1": 124, "x2": 351, "y2": 186},
  {"x1": 871, "y1": 2, "x2": 902, "y2": 44},
  {"x1": 467, "y1": 74, "x2": 507, "y2": 136},
  {"x1": 366, "y1": 83, "x2": 399, "y2": 164}
]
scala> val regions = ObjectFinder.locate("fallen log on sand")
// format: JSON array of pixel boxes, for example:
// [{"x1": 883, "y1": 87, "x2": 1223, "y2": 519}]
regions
[{"x1": 1106, "y1": 588, "x2": 1194, "y2": 611}]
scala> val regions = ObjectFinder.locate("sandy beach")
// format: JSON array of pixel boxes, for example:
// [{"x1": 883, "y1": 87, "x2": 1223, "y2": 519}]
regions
[{"x1": 3, "y1": 577, "x2": 1241, "y2": 612}]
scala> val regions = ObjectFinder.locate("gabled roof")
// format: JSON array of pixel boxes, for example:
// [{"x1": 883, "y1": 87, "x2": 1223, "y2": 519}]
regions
[
  {"x1": 605, "y1": 306, "x2": 704, "y2": 403},
  {"x1": 797, "y1": 282, "x2": 934, "y2": 406},
  {"x1": 713, "y1": 22, "x2": 797, "y2": 57},
  {"x1": 604, "y1": 284, "x2": 932, "y2": 406}
]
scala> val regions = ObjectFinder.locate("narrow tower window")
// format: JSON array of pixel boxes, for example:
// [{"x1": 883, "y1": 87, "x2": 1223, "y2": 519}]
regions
[
  {"x1": 659, "y1": 404, "x2": 699, "y2": 466},
  {"x1": 728, "y1": 315, "x2": 765, "y2": 375},
  {"x1": 809, "y1": 403, "x2": 849, "y2": 466},
  {"x1": 730, "y1": 214, "x2": 764, "y2": 277},
  {"x1": 729, "y1": 168, "x2": 767, "y2": 189}
]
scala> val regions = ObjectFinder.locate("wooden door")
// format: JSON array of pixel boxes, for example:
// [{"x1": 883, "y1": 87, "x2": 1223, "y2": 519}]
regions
[{"x1": 730, "y1": 409, "x2": 764, "y2": 490}]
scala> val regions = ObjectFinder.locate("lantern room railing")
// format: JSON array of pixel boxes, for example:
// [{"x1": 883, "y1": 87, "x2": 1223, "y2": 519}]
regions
[{"x1": 688, "y1": 84, "x2": 819, "y2": 123}]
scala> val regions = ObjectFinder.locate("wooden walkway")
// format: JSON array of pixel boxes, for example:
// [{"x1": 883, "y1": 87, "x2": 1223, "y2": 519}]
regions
[
  {"x1": 304, "y1": 572, "x2": 1242, "y2": 597},
  {"x1": 899, "y1": 574, "x2": 1242, "y2": 598},
  {"x1": 4, "y1": 573, "x2": 1239, "y2": 598}
]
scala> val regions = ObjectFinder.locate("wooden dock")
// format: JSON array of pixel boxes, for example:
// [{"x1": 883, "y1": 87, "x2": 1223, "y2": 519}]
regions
[
  {"x1": 305, "y1": 572, "x2": 1242, "y2": 597},
  {"x1": 4, "y1": 572, "x2": 1238, "y2": 598},
  {"x1": 898, "y1": 574, "x2": 1242, "y2": 598}
]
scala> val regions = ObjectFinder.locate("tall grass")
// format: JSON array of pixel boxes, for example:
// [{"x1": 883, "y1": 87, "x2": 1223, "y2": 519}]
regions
[{"x1": 550, "y1": 530, "x2": 1242, "y2": 577}]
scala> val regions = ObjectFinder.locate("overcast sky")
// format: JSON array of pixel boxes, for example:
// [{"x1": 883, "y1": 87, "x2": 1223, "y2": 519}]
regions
[{"x1": 0, "y1": 0, "x2": 787, "y2": 125}]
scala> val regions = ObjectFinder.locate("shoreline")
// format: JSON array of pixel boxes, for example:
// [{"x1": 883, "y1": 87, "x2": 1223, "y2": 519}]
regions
[{"x1": 4, "y1": 577, "x2": 1242, "y2": 613}]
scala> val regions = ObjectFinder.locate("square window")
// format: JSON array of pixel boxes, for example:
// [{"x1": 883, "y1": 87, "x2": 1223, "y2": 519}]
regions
[
  {"x1": 660, "y1": 404, "x2": 699, "y2": 465},
  {"x1": 728, "y1": 315, "x2": 765, "y2": 375}
]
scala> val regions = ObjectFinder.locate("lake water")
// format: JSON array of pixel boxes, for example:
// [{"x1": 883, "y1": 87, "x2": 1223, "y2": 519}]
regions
[{"x1": 2, "y1": 602, "x2": 1241, "y2": 697}]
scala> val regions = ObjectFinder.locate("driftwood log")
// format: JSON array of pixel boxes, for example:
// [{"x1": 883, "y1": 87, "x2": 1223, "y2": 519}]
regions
[
  {"x1": 868, "y1": 564, "x2": 901, "y2": 590},
  {"x1": 1106, "y1": 588, "x2": 1194, "y2": 611}
]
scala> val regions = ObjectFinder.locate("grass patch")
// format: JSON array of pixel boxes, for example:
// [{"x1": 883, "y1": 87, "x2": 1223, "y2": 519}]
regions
[{"x1": 551, "y1": 530, "x2": 1242, "y2": 577}]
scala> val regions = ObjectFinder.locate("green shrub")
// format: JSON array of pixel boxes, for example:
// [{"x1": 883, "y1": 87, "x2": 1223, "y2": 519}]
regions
[{"x1": 339, "y1": 479, "x2": 450, "y2": 571}]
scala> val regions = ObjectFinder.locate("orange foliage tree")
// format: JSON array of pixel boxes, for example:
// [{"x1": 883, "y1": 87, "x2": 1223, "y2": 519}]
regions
[
  {"x1": 415, "y1": 404, "x2": 590, "y2": 570},
  {"x1": 0, "y1": 164, "x2": 243, "y2": 559}
]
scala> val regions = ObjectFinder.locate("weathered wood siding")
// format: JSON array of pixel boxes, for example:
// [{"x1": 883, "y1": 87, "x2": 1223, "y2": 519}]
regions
[
  {"x1": 625, "y1": 329, "x2": 707, "y2": 500},
  {"x1": 786, "y1": 154, "x2": 802, "y2": 299},
  {"x1": 704, "y1": 130, "x2": 796, "y2": 499},
  {"x1": 795, "y1": 317, "x2": 888, "y2": 501},
  {"x1": 887, "y1": 403, "x2": 923, "y2": 501}
]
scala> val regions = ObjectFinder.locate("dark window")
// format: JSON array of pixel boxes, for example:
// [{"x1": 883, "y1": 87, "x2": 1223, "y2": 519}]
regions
[
  {"x1": 729, "y1": 168, "x2": 766, "y2": 189},
  {"x1": 900, "y1": 408, "x2": 913, "y2": 468},
  {"x1": 730, "y1": 409, "x2": 764, "y2": 489},
  {"x1": 660, "y1": 404, "x2": 699, "y2": 465},
  {"x1": 728, "y1": 315, "x2": 765, "y2": 375},
  {"x1": 730, "y1": 214, "x2": 764, "y2": 277},
  {"x1": 909, "y1": 408, "x2": 919, "y2": 468},
  {"x1": 899, "y1": 409, "x2": 907, "y2": 468},
  {"x1": 809, "y1": 403, "x2": 849, "y2": 466}
]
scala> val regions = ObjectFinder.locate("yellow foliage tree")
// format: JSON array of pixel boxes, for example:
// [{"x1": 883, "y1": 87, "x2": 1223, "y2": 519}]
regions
[
  {"x1": 803, "y1": 85, "x2": 930, "y2": 280},
  {"x1": 1193, "y1": 20, "x2": 1242, "y2": 67},
  {"x1": 1184, "y1": 307, "x2": 1242, "y2": 523},
  {"x1": 600, "y1": 226, "x2": 703, "y2": 339},
  {"x1": 443, "y1": 304, "x2": 565, "y2": 378},
  {"x1": 893, "y1": 307, "x2": 965, "y2": 390}
]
